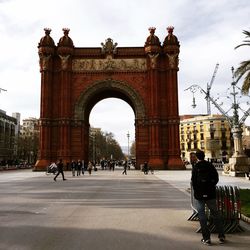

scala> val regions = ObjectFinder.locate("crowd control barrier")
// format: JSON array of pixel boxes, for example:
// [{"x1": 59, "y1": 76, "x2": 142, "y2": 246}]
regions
[{"x1": 188, "y1": 185, "x2": 244, "y2": 233}]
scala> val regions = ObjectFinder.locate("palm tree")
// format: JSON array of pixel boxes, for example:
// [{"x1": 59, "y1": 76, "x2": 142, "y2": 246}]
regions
[{"x1": 234, "y1": 30, "x2": 250, "y2": 94}]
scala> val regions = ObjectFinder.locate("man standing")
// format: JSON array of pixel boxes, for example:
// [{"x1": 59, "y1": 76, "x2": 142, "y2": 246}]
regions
[
  {"x1": 77, "y1": 159, "x2": 82, "y2": 176},
  {"x1": 70, "y1": 160, "x2": 77, "y2": 177},
  {"x1": 54, "y1": 159, "x2": 67, "y2": 181},
  {"x1": 191, "y1": 150, "x2": 225, "y2": 246}
]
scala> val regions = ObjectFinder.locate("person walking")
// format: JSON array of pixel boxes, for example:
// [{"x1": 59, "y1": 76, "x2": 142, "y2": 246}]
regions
[
  {"x1": 191, "y1": 150, "x2": 225, "y2": 246},
  {"x1": 54, "y1": 159, "x2": 67, "y2": 181},
  {"x1": 77, "y1": 159, "x2": 82, "y2": 176},
  {"x1": 70, "y1": 160, "x2": 77, "y2": 177},
  {"x1": 143, "y1": 161, "x2": 148, "y2": 174},
  {"x1": 87, "y1": 161, "x2": 93, "y2": 175},
  {"x1": 122, "y1": 161, "x2": 127, "y2": 175}
]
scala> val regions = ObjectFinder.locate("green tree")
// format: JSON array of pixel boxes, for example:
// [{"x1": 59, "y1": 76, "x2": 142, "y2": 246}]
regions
[
  {"x1": 89, "y1": 129, "x2": 124, "y2": 162},
  {"x1": 234, "y1": 30, "x2": 250, "y2": 94},
  {"x1": 17, "y1": 134, "x2": 39, "y2": 164},
  {"x1": 130, "y1": 141, "x2": 136, "y2": 158}
]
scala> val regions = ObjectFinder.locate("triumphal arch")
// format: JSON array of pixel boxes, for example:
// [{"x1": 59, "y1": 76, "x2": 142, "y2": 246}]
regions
[{"x1": 34, "y1": 26, "x2": 184, "y2": 170}]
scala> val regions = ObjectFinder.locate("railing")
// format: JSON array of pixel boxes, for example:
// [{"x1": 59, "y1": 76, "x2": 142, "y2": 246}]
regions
[
  {"x1": 188, "y1": 185, "x2": 244, "y2": 233},
  {"x1": 212, "y1": 162, "x2": 224, "y2": 169}
]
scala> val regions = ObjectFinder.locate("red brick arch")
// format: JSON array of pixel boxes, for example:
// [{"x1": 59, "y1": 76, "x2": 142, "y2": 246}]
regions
[{"x1": 34, "y1": 27, "x2": 184, "y2": 170}]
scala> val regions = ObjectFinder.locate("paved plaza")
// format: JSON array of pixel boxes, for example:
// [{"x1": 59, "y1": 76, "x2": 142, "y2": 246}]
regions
[{"x1": 0, "y1": 168, "x2": 250, "y2": 250}]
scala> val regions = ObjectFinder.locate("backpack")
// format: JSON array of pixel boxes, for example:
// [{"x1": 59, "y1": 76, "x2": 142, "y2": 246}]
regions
[
  {"x1": 193, "y1": 160, "x2": 218, "y2": 200},
  {"x1": 196, "y1": 166, "x2": 212, "y2": 185}
]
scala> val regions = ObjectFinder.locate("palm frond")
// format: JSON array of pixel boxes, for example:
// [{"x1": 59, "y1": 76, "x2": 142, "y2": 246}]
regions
[
  {"x1": 235, "y1": 30, "x2": 250, "y2": 49},
  {"x1": 234, "y1": 60, "x2": 250, "y2": 81},
  {"x1": 242, "y1": 30, "x2": 250, "y2": 37},
  {"x1": 235, "y1": 30, "x2": 250, "y2": 94},
  {"x1": 235, "y1": 43, "x2": 250, "y2": 49},
  {"x1": 241, "y1": 71, "x2": 250, "y2": 94}
]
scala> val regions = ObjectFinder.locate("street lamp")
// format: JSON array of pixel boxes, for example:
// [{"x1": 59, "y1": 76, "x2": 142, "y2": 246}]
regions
[
  {"x1": 127, "y1": 131, "x2": 130, "y2": 160},
  {"x1": 185, "y1": 67, "x2": 250, "y2": 176}
]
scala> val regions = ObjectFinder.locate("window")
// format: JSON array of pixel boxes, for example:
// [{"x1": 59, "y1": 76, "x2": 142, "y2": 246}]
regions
[
  {"x1": 210, "y1": 132, "x2": 214, "y2": 139},
  {"x1": 200, "y1": 133, "x2": 204, "y2": 140},
  {"x1": 222, "y1": 132, "x2": 226, "y2": 139}
]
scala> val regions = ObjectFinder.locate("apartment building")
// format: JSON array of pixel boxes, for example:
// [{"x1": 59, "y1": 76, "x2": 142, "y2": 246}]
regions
[{"x1": 180, "y1": 114, "x2": 233, "y2": 162}]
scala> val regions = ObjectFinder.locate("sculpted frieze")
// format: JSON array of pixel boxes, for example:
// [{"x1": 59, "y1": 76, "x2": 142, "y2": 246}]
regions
[{"x1": 72, "y1": 58, "x2": 147, "y2": 72}]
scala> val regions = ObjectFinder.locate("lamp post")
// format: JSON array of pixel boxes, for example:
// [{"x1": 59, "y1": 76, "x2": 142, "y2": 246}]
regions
[
  {"x1": 185, "y1": 67, "x2": 250, "y2": 176},
  {"x1": 127, "y1": 131, "x2": 130, "y2": 160},
  {"x1": 93, "y1": 131, "x2": 96, "y2": 164}
]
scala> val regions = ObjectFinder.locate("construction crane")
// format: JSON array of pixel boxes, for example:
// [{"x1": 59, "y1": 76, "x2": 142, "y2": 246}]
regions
[
  {"x1": 185, "y1": 63, "x2": 219, "y2": 114},
  {"x1": 0, "y1": 87, "x2": 7, "y2": 93},
  {"x1": 206, "y1": 63, "x2": 219, "y2": 115}
]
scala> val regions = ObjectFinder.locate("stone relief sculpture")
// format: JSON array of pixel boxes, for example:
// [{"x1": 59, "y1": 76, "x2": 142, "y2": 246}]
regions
[
  {"x1": 101, "y1": 38, "x2": 118, "y2": 55},
  {"x1": 167, "y1": 53, "x2": 178, "y2": 68},
  {"x1": 148, "y1": 53, "x2": 159, "y2": 69},
  {"x1": 39, "y1": 55, "x2": 51, "y2": 71},
  {"x1": 72, "y1": 58, "x2": 147, "y2": 72},
  {"x1": 59, "y1": 55, "x2": 70, "y2": 70}
]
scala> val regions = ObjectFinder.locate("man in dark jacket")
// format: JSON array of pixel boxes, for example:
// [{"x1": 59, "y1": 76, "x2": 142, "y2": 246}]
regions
[
  {"x1": 191, "y1": 150, "x2": 225, "y2": 245},
  {"x1": 54, "y1": 159, "x2": 67, "y2": 181}
]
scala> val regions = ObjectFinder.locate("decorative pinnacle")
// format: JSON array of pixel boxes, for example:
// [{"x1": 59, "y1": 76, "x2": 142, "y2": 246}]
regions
[
  {"x1": 62, "y1": 28, "x2": 70, "y2": 36},
  {"x1": 148, "y1": 27, "x2": 156, "y2": 34},
  {"x1": 167, "y1": 26, "x2": 174, "y2": 34},
  {"x1": 44, "y1": 28, "x2": 51, "y2": 36}
]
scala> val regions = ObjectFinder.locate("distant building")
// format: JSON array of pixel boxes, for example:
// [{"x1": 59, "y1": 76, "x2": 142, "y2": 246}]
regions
[
  {"x1": 12, "y1": 112, "x2": 21, "y2": 157},
  {"x1": 242, "y1": 125, "x2": 250, "y2": 150},
  {"x1": 20, "y1": 117, "x2": 39, "y2": 137},
  {"x1": 12, "y1": 112, "x2": 21, "y2": 136},
  {"x1": 0, "y1": 109, "x2": 17, "y2": 162},
  {"x1": 180, "y1": 114, "x2": 233, "y2": 162},
  {"x1": 19, "y1": 117, "x2": 39, "y2": 164}
]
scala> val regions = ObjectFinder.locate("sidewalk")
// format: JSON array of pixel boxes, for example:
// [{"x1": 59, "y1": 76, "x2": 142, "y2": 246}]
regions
[
  {"x1": 0, "y1": 169, "x2": 250, "y2": 249},
  {"x1": 154, "y1": 169, "x2": 250, "y2": 229}
]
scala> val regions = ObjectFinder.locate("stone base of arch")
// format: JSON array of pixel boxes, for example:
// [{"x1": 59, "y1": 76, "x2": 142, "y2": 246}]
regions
[
  {"x1": 148, "y1": 158, "x2": 165, "y2": 170},
  {"x1": 34, "y1": 159, "x2": 51, "y2": 171},
  {"x1": 167, "y1": 156, "x2": 186, "y2": 170}
]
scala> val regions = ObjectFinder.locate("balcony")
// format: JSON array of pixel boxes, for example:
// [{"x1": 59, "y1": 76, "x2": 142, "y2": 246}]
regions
[{"x1": 209, "y1": 127, "x2": 216, "y2": 132}]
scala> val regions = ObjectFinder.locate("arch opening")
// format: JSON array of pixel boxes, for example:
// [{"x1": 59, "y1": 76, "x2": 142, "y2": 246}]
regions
[{"x1": 89, "y1": 98, "x2": 135, "y2": 165}]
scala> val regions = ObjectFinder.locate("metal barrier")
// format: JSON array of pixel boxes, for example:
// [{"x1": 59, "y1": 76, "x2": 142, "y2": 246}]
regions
[
  {"x1": 188, "y1": 185, "x2": 244, "y2": 233},
  {"x1": 187, "y1": 183, "x2": 199, "y2": 221},
  {"x1": 212, "y1": 163, "x2": 224, "y2": 169}
]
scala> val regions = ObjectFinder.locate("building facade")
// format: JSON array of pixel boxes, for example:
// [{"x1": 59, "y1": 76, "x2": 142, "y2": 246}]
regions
[
  {"x1": 20, "y1": 117, "x2": 39, "y2": 137},
  {"x1": 19, "y1": 117, "x2": 39, "y2": 164},
  {"x1": 0, "y1": 109, "x2": 17, "y2": 163},
  {"x1": 180, "y1": 114, "x2": 233, "y2": 162}
]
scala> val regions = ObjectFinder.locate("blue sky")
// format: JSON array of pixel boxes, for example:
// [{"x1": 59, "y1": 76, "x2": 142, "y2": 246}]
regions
[{"x1": 0, "y1": 0, "x2": 249, "y2": 146}]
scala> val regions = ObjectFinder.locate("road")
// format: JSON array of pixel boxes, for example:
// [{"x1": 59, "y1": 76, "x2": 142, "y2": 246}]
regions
[{"x1": 0, "y1": 169, "x2": 250, "y2": 250}]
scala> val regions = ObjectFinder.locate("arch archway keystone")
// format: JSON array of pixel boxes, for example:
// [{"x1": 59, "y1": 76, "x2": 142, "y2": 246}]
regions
[
  {"x1": 74, "y1": 79, "x2": 146, "y2": 121},
  {"x1": 35, "y1": 28, "x2": 184, "y2": 171}
]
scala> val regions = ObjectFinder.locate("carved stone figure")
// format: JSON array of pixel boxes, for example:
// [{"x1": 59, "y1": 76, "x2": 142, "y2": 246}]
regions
[
  {"x1": 148, "y1": 53, "x2": 159, "y2": 69},
  {"x1": 59, "y1": 55, "x2": 70, "y2": 70},
  {"x1": 39, "y1": 55, "x2": 51, "y2": 71},
  {"x1": 101, "y1": 38, "x2": 118, "y2": 55},
  {"x1": 167, "y1": 53, "x2": 178, "y2": 68}
]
